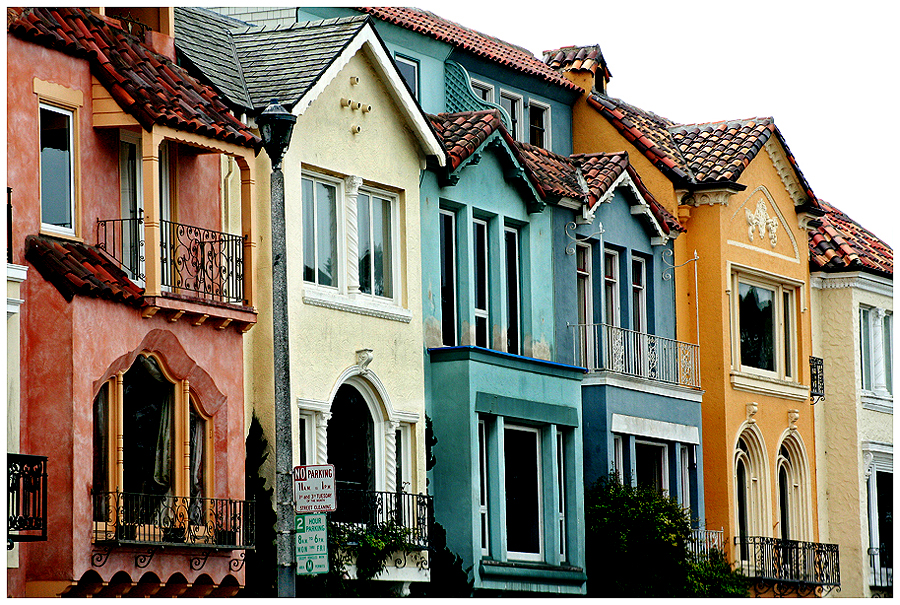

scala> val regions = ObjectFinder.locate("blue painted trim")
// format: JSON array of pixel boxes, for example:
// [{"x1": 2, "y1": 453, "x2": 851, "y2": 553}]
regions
[{"x1": 427, "y1": 345, "x2": 586, "y2": 375}]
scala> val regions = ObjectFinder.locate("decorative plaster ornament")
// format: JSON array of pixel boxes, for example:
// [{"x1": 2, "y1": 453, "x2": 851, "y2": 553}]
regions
[
  {"x1": 356, "y1": 348, "x2": 374, "y2": 375},
  {"x1": 864, "y1": 452, "x2": 875, "y2": 479},
  {"x1": 788, "y1": 409, "x2": 800, "y2": 433},
  {"x1": 746, "y1": 199, "x2": 778, "y2": 247},
  {"x1": 746, "y1": 402, "x2": 758, "y2": 424}
]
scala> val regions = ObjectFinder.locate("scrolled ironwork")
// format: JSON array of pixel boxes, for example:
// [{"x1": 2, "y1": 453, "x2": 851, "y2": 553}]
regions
[
  {"x1": 564, "y1": 221, "x2": 604, "y2": 256},
  {"x1": 96, "y1": 216, "x2": 145, "y2": 282},
  {"x1": 135, "y1": 547, "x2": 158, "y2": 569},
  {"x1": 190, "y1": 550, "x2": 212, "y2": 571},
  {"x1": 7, "y1": 453, "x2": 48, "y2": 545},
  {"x1": 91, "y1": 547, "x2": 113, "y2": 567},
  {"x1": 734, "y1": 535, "x2": 840, "y2": 590},
  {"x1": 229, "y1": 551, "x2": 246, "y2": 572},
  {"x1": 331, "y1": 488, "x2": 433, "y2": 551},
  {"x1": 161, "y1": 219, "x2": 244, "y2": 304}
]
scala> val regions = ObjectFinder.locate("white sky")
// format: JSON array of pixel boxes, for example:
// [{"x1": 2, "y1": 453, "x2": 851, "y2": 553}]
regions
[{"x1": 416, "y1": 0, "x2": 897, "y2": 249}]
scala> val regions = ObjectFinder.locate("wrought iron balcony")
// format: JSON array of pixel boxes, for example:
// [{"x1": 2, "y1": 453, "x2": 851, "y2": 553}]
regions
[
  {"x1": 331, "y1": 488, "x2": 433, "y2": 550},
  {"x1": 688, "y1": 527, "x2": 724, "y2": 560},
  {"x1": 571, "y1": 323, "x2": 701, "y2": 389},
  {"x1": 869, "y1": 546, "x2": 892, "y2": 591},
  {"x1": 97, "y1": 216, "x2": 244, "y2": 304},
  {"x1": 92, "y1": 491, "x2": 254, "y2": 550},
  {"x1": 7, "y1": 453, "x2": 48, "y2": 549},
  {"x1": 734, "y1": 536, "x2": 840, "y2": 589}
]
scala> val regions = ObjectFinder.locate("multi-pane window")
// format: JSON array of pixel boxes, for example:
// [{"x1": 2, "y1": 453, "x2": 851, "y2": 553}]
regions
[
  {"x1": 631, "y1": 257, "x2": 646, "y2": 333},
  {"x1": 470, "y1": 79, "x2": 494, "y2": 103},
  {"x1": 528, "y1": 101, "x2": 549, "y2": 149},
  {"x1": 604, "y1": 250, "x2": 620, "y2": 326},
  {"x1": 40, "y1": 103, "x2": 75, "y2": 235},
  {"x1": 861, "y1": 306, "x2": 893, "y2": 395},
  {"x1": 394, "y1": 55, "x2": 418, "y2": 99},
  {"x1": 473, "y1": 219, "x2": 490, "y2": 348},
  {"x1": 499, "y1": 91, "x2": 522, "y2": 141},
  {"x1": 302, "y1": 176, "x2": 338, "y2": 287},
  {"x1": 504, "y1": 227, "x2": 521, "y2": 355},
  {"x1": 504, "y1": 425, "x2": 542, "y2": 561},
  {"x1": 439, "y1": 210, "x2": 457, "y2": 346},
  {"x1": 357, "y1": 191, "x2": 393, "y2": 298},
  {"x1": 734, "y1": 273, "x2": 797, "y2": 380}
]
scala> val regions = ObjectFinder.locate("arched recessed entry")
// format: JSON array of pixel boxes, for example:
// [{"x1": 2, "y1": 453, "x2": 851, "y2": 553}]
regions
[
  {"x1": 775, "y1": 431, "x2": 812, "y2": 542},
  {"x1": 734, "y1": 424, "x2": 769, "y2": 559},
  {"x1": 328, "y1": 384, "x2": 376, "y2": 492}
]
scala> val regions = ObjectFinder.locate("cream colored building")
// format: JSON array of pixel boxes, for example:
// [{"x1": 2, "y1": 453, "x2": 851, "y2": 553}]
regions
[{"x1": 810, "y1": 201, "x2": 893, "y2": 597}]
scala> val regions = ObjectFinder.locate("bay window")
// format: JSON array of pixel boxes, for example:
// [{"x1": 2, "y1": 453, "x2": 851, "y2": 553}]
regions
[
  {"x1": 732, "y1": 270, "x2": 798, "y2": 381},
  {"x1": 861, "y1": 306, "x2": 893, "y2": 396},
  {"x1": 504, "y1": 425, "x2": 542, "y2": 561},
  {"x1": 604, "y1": 250, "x2": 620, "y2": 326}
]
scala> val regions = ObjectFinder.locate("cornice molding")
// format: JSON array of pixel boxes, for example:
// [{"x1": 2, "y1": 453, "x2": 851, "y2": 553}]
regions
[
  {"x1": 764, "y1": 136, "x2": 807, "y2": 208},
  {"x1": 677, "y1": 188, "x2": 733, "y2": 206},
  {"x1": 810, "y1": 271, "x2": 894, "y2": 298}
]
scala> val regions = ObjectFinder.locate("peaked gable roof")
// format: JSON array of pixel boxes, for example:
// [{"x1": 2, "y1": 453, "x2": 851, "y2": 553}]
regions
[
  {"x1": 809, "y1": 200, "x2": 893, "y2": 277},
  {"x1": 8, "y1": 7, "x2": 259, "y2": 149},
  {"x1": 358, "y1": 6, "x2": 582, "y2": 93}
]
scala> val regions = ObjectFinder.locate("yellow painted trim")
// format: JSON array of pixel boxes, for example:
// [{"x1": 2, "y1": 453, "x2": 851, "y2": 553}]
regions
[{"x1": 33, "y1": 78, "x2": 83, "y2": 106}]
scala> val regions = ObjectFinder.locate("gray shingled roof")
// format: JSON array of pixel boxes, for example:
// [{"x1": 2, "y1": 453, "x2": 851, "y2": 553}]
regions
[{"x1": 175, "y1": 8, "x2": 370, "y2": 113}]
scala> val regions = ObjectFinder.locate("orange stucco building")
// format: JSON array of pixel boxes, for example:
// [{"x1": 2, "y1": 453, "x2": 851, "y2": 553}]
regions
[{"x1": 546, "y1": 46, "x2": 838, "y2": 594}]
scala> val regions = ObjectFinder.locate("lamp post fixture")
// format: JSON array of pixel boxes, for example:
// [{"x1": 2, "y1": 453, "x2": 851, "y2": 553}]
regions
[{"x1": 256, "y1": 99, "x2": 297, "y2": 597}]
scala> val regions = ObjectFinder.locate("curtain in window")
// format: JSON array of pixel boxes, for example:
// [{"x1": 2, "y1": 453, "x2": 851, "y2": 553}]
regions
[{"x1": 138, "y1": 355, "x2": 173, "y2": 494}]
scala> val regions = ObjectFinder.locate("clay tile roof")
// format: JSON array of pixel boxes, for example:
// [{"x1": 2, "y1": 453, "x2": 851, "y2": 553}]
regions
[
  {"x1": 514, "y1": 142, "x2": 587, "y2": 201},
  {"x1": 810, "y1": 200, "x2": 893, "y2": 276},
  {"x1": 429, "y1": 109, "x2": 505, "y2": 171},
  {"x1": 358, "y1": 7, "x2": 582, "y2": 93},
  {"x1": 8, "y1": 7, "x2": 260, "y2": 149},
  {"x1": 543, "y1": 45, "x2": 611, "y2": 80},
  {"x1": 25, "y1": 235, "x2": 145, "y2": 306}
]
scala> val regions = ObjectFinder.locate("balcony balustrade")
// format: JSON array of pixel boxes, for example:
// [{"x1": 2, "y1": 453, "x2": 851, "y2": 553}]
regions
[
  {"x1": 97, "y1": 216, "x2": 244, "y2": 304},
  {"x1": 7, "y1": 453, "x2": 48, "y2": 549},
  {"x1": 92, "y1": 491, "x2": 254, "y2": 550},
  {"x1": 734, "y1": 536, "x2": 840, "y2": 589},
  {"x1": 688, "y1": 527, "x2": 724, "y2": 560},
  {"x1": 571, "y1": 323, "x2": 700, "y2": 389},
  {"x1": 869, "y1": 546, "x2": 893, "y2": 592},
  {"x1": 331, "y1": 488, "x2": 433, "y2": 550}
]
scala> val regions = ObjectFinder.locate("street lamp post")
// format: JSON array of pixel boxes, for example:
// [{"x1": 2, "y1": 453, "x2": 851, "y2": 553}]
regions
[{"x1": 256, "y1": 99, "x2": 297, "y2": 597}]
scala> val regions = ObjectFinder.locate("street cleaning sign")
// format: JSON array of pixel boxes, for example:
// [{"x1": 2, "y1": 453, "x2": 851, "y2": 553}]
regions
[
  {"x1": 295, "y1": 513, "x2": 328, "y2": 575},
  {"x1": 293, "y1": 464, "x2": 336, "y2": 514}
]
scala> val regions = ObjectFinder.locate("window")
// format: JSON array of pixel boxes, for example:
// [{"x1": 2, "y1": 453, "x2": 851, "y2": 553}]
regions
[
  {"x1": 635, "y1": 441, "x2": 668, "y2": 495},
  {"x1": 499, "y1": 91, "x2": 522, "y2": 141},
  {"x1": 357, "y1": 191, "x2": 393, "y2": 298},
  {"x1": 556, "y1": 432, "x2": 566, "y2": 560},
  {"x1": 479, "y1": 419, "x2": 489, "y2": 556},
  {"x1": 861, "y1": 306, "x2": 893, "y2": 395},
  {"x1": 504, "y1": 425, "x2": 542, "y2": 561},
  {"x1": 302, "y1": 176, "x2": 338, "y2": 287},
  {"x1": 868, "y1": 469, "x2": 893, "y2": 573},
  {"x1": 680, "y1": 445, "x2": 691, "y2": 513},
  {"x1": 631, "y1": 257, "x2": 646, "y2": 333},
  {"x1": 613, "y1": 434, "x2": 624, "y2": 478},
  {"x1": 576, "y1": 243, "x2": 593, "y2": 365},
  {"x1": 439, "y1": 210, "x2": 457, "y2": 346},
  {"x1": 733, "y1": 272, "x2": 797, "y2": 380},
  {"x1": 119, "y1": 132, "x2": 143, "y2": 283},
  {"x1": 473, "y1": 219, "x2": 490, "y2": 348},
  {"x1": 528, "y1": 101, "x2": 550, "y2": 150},
  {"x1": 471, "y1": 79, "x2": 494, "y2": 103},
  {"x1": 394, "y1": 55, "x2": 418, "y2": 99},
  {"x1": 40, "y1": 103, "x2": 75, "y2": 235},
  {"x1": 604, "y1": 250, "x2": 620, "y2": 326},
  {"x1": 504, "y1": 226, "x2": 521, "y2": 355}
]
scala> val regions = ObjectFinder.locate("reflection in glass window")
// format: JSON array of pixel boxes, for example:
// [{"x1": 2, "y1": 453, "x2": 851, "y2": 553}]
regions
[
  {"x1": 40, "y1": 104, "x2": 74, "y2": 232},
  {"x1": 358, "y1": 193, "x2": 393, "y2": 298},
  {"x1": 302, "y1": 177, "x2": 338, "y2": 287},
  {"x1": 739, "y1": 283, "x2": 775, "y2": 371}
]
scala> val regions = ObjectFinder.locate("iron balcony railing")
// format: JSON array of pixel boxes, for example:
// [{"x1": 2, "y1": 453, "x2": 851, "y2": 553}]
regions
[
  {"x1": 869, "y1": 546, "x2": 893, "y2": 590},
  {"x1": 97, "y1": 216, "x2": 244, "y2": 304},
  {"x1": 8, "y1": 453, "x2": 48, "y2": 548},
  {"x1": 92, "y1": 491, "x2": 254, "y2": 550},
  {"x1": 689, "y1": 527, "x2": 724, "y2": 560},
  {"x1": 734, "y1": 536, "x2": 840, "y2": 587},
  {"x1": 571, "y1": 323, "x2": 701, "y2": 389},
  {"x1": 331, "y1": 488, "x2": 432, "y2": 550}
]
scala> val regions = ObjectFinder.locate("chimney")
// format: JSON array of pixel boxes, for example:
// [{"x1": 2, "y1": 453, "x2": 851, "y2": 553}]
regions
[
  {"x1": 97, "y1": 7, "x2": 176, "y2": 60},
  {"x1": 543, "y1": 45, "x2": 611, "y2": 95}
]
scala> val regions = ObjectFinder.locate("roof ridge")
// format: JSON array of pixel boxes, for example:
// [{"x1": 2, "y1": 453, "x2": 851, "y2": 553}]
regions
[{"x1": 669, "y1": 116, "x2": 774, "y2": 132}]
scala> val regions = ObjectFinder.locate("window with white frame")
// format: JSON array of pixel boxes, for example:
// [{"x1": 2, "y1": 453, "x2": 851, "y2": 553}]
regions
[
  {"x1": 635, "y1": 440, "x2": 668, "y2": 495},
  {"x1": 732, "y1": 271, "x2": 798, "y2": 380},
  {"x1": 528, "y1": 100, "x2": 550, "y2": 150},
  {"x1": 357, "y1": 190, "x2": 394, "y2": 299},
  {"x1": 504, "y1": 425, "x2": 542, "y2": 561},
  {"x1": 604, "y1": 249, "x2": 620, "y2": 326},
  {"x1": 861, "y1": 306, "x2": 893, "y2": 396},
  {"x1": 499, "y1": 91, "x2": 522, "y2": 141},
  {"x1": 631, "y1": 257, "x2": 647, "y2": 333},
  {"x1": 504, "y1": 226, "x2": 521, "y2": 355},
  {"x1": 302, "y1": 175, "x2": 339, "y2": 288},
  {"x1": 479, "y1": 419, "x2": 489, "y2": 556},
  {"x1": 439, "y1": 209, "x2": 457, "y2": 346},
  {"x1": 556, "y1": 431, "x2": 566, "y2": 560},
  {"x1": 680, "y1": 445, "x2": 691, "y2": 513},
  {"x1": 394, "y1": 54, "x2": 418, "y2": 99},
  {"x1": 576, "y1": 243, "x2": 593, "y2": 366},
  {"x1": 613, "y1": 434, "x2": 624, "y2": 479},
  {"x1": 473, "y1": 219, "x2": 490, "y2": 348},
  {"x1": 470, "y1": 78, "x2": 494, "y2": 103},
  {"x1": 40, "y1": 103, "x2": 76, "y2": 235},
  {"x1": 865, "y1": 444, "x2": 893, "y2": 576}
]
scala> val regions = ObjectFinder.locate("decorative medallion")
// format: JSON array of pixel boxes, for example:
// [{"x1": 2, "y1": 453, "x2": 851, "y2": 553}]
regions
[
  {"x1": 356, "y1": 348, "x2": 374, "y2": 375},
  {"x1": 788, "y1": 409, "x2": 800, "y2": 433},
  {"x1": 746, "y1": 199, "x2": 778, "y2": 247}
]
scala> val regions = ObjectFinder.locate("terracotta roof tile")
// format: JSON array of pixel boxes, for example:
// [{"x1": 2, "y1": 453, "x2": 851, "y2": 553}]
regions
[
  {"x1": 809, "y1": 200, "x2": 893, "y2": 276},
  {"x1": 25, "y1": 235, "x2": 145, "y2": 305},
  {"x1": 358, "y1": 7, "x2": 582, "y2": 93},
  {"x1": 8, "y1": 7, "x2": 260, "y2": 149},
  {"x1": 428, "y1": 109, "x2": 505, "y2": 172},
  {"x1": 543, "y1": 45, "x2": 611, "y2": 80}
]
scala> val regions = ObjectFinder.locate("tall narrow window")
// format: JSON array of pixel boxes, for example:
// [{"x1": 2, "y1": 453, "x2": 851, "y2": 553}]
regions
[
  {"x1": 680, "y1": 446, "x2": 691, "y2": 512},
  {"x1": 739, "y1": 283, "x2": 775, "y2": 372},
  {"x1": 861, "y1": 307, "x2": 873, "y2": 390},
  {"x1": 635, "y1": 441, "x2": 667, "y2": 495},
  {"x1": 576, "y1": 243, "x2": 592, "y2": 366},
  {"x1": 40, "y1": 103, "x2": 75, "y2": 234},
  {"x1": 631, "y1": 257, "x2": 646, "y2": 333},
  {"x1": 736, "y1": 455, "x2": 749, "y2": 559},
  {"x1": 500, "y1": 92, "x2": 521, "y2": 140},
  {"x1": 528, "y1": 101, "x2": 549, "y2": 149},
  {"x1": 504, "y1": 227, "x2": 521, "y2": 355},
  {"x1": 557, "y1": 431, "x2": 566, "y2": 560},
  {"x1": 613, "y1": 435, "x2": 623, "y2": 479},
  {"x1": 479, "y1": 419, "x2": 489, "y2": 556},
  {"x1": 505, "y1": 426, "x2": 542, "y2": 561},
  {"x1": 778, "y1": 462, "x2": 790, "y2": 541},
  {"x1": 473, "y1": 219, "x2": 489, "y2": 347},
  {"x1": 604, "y1": 250, "x2": 620, "y2": 326},
  {"x1": 119, "y1": 133, "x2": 143, "y2": 283},
  {"x1": 358, "y1": 192, "x2": 394, "y2": 298},
  {"x1": 302, "y1": 177, "x2": 338, "y2": 287},
  {"x1": 783, "y1": 291, "x2": 793, "y2": 378},
  {"x1": 439, "y1": 210, "x2": 457, "y2": 346},
  {"x1": 395, "y1": 428, "x2": 403, "y2": 493}
]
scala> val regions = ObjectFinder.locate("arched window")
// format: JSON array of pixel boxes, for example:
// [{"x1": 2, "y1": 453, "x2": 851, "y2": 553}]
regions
[
  {"x1": 328, "y1": 384, "x2": 376, "y2": 492},
  {"x1": 775, "y1": 434, "x2": 811, "y2": 542},
  {"x1": 734, "y1": 426, "x2": 769, "y2": 558}
]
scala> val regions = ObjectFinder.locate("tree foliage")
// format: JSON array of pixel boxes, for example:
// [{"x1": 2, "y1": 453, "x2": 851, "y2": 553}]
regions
[{"x1": 238, "y1": 415, "x2": 277, "y2": 597}]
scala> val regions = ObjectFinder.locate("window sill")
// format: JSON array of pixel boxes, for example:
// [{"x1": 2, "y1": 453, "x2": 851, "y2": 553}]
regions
[
  {"x1": 479, "y1": 558, "x2": 586, "y2": 583},
  {"x1": 730, "y1": 371, "x2": 808, "y2": 401},
  {"x1": 302, "y1": 287, "x2": 411, "y2": 323},
  {"x1": 39, "y1": 226, "x2": 81, "y2": 242},
  {"x1": 862, "y1": 391, "x2": 893, "y2": 415}
]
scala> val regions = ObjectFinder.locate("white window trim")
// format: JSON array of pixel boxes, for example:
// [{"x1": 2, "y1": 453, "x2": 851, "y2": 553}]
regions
[
  {"x1": 528, "y1": 99, "x2": 551, "y2": 151},
  {"x1": 604, "y1": 249, "x2": 620, "y2": 327},
  {"x1": 504, "y1": 225, "x2": 521, "y2": 355},
  {"x1": 473, "y1": 218, "x2": 490, "y2": 347},
  {"x1": 635, "y1": 439, "x2": 670, "y2": 494},
  {"x1": 396, "y1": 423, "x2": 412, "y2": 493},
  {"x1": 119, "y1": 130, "x2": 145, "y2": 286},
  {"x1": 576, "y1": 242, "x2": 593, "y2": 365},
  {"x1": 499, "y1": 90, "x2": 523, "y2": 141},
  {"x1": 479, "y1": 418, "x2": 489, "y2": 557},
  {"x1": 470, "y1": 78, "x2": 494, "y2": 103},
  {"x1": 556, "y1": 431, "x2": 566, "y2": 560},
  {"x1": 301, "y1": 172, "x2": 343, "y2": 292},
  {"x1": 356, "y1": 184, "x2": 401, "y2": 305},
  {"x1": 613, "y1": 434, "x2": 624, "y2": 479},
  {"x1": 439, "y1": 208, "x2": 458, "y2": 346},
  {"x1": 504, "y1": 424, "x2": 543, "y2": 562},
  {"x1": 394, "y1": 54, "x2": 419, "y2": 99},
  {"x1": 680, "y1": 445, "x2": 691, "y2": 513},
  {"x1": 631, "y1": 256, "x2": 647, "y2": 333},
  {"x1": 39, "y1": 102, "x2": 76, "y2": 237},
  {"x1": 860, "y1": 306, "x2": 893, "y2": 400}
]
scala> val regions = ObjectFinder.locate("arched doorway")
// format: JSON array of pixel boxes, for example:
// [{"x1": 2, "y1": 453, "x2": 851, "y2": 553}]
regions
[{"x1": 328, "y1": 384, "x2": 377, "y2": 524}]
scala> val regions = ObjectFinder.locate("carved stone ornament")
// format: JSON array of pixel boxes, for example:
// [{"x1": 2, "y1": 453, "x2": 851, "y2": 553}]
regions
[
  {"x1": 356, "y1": 348, "x2": 374, "y2": 375},
  {"x1": 746, "y1": 198, "x2": 778, "y2": 247},
  {"x1": 746, "y1": 402, "x2": 758, "y2": 424},
  {"x1": 864, "y1": 452, "x2": 875, "y2": 479},
  {"x1": 788, "y1": 409, "x2": 800, "y2": 433}
]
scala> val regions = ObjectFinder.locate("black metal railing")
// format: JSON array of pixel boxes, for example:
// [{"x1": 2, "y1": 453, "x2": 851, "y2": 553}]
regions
[
  {"x1": 571, "y1": 323, "x2": 701, "y2": 389},
  {"x1": 92, "y1": 491, "x2": 254, "y2": 549},
  {"x1": 97, "y1": 216, "x2": 145, "y2": 282},
  {"x1": 689, "y1": 527, "x2": 724, "y2": 560},
  {"x1": 331, "y1": 489, "x2": 432, "y2": 550},
  {"x1": 869, "y1": 546, "x2": 893, "y2": 590},
  {"x1": 8, "y1": 453, "x2": 48, "y2": 548},
  {"x1": 734, "y1": 536, "x2": 840, "y2": 587}
]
